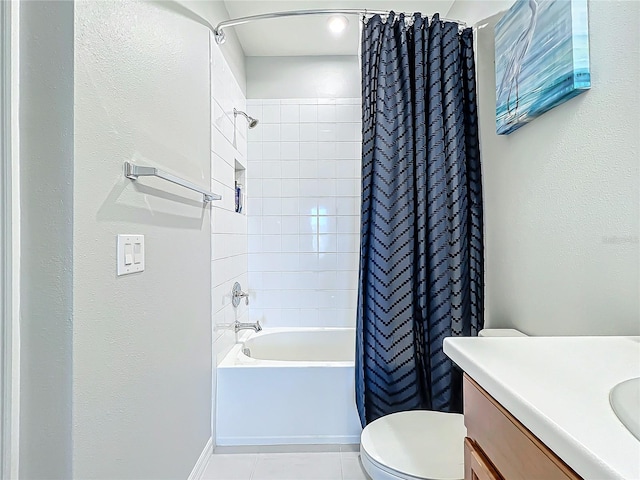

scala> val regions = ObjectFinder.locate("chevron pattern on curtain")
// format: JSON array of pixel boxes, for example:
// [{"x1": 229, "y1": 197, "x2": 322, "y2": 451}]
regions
[{"x1": 355, "y1": 12, "x2": 483, "y2": 427}]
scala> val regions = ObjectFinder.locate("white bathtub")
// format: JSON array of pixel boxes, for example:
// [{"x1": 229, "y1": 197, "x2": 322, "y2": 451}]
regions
[{"x1": 216, "y1": 328, "x2": 363, "y2": 446}]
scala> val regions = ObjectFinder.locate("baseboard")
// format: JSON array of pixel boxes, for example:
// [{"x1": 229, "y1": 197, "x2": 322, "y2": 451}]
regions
[
  {"x1": 215, "y1": 443, "x2": 359, "y2": 454},
  {"x1": 216, "y1": 434, "x2": 361, "y2": 447},
  {"x1": 187, "y1": 437, "x2": 213, "y2": 480}
]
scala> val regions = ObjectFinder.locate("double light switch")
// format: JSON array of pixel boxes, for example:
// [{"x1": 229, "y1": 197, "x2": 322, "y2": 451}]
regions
[{"x1": 117, "y1": 234, "x2": 145, "y2": 275}]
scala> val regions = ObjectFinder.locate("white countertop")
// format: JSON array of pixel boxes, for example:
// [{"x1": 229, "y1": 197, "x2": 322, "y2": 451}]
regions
[{"x1": 443, "y1": 336, "x2": 640, "y2": 480}]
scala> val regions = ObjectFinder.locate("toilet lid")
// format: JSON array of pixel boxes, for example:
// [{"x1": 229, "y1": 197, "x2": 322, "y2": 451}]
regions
[{"x1": 360, "y1": 410, "x2": 466, "y2": 480}]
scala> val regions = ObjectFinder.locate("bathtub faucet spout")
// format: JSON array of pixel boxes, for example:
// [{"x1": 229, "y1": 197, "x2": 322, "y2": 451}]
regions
[{"x1": 234, "y1": 320, "x2": 262, "y2": 333}]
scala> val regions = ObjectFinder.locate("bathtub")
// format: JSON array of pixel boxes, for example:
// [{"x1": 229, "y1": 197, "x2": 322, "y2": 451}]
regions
[{"x1": 216, "y1": 328, "x2": 363, "y2": 446}]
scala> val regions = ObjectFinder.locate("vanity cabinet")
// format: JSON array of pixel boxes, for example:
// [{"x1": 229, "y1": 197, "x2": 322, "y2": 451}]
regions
[{"x1": 463, "y1": 374, "x2": 582, "y2": 480}]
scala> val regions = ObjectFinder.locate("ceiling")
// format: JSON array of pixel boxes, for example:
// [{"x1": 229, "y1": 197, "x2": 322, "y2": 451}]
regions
[{"x1": 221, "y1": 0, "x2": 456, "y2": 56}]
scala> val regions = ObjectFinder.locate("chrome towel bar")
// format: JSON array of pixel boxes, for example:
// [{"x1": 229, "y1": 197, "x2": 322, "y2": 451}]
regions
[{"x1": 124, "y1": 162, "x2": 221, "y2": 204}]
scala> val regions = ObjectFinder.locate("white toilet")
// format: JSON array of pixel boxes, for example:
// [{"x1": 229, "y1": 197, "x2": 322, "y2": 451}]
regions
[{"x1": 359, "y1": 328, "x2": 527, "y2": 480}]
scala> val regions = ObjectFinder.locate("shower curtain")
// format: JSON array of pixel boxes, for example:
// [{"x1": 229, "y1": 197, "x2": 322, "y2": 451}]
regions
[{"x1": 356, "y1": 13, "x2": 483, "y2": 426}]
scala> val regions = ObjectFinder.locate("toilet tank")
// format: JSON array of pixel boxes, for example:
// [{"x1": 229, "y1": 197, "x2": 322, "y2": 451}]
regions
[{"x1": 478, "y1": 328, "x2": 527, "y2": 337}]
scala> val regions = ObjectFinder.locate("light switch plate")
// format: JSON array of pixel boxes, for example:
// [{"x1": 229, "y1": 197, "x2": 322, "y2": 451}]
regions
[{"x1": 117, "y1": 235, "x2": 145, "y2": 275}]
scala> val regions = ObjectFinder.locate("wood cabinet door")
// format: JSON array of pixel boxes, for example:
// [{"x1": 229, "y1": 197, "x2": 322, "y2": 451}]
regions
[
  {"x1": 465, "y1": 438, "x2": 503, "y2": 480},
  {"x1": 463, "y1": 375, "x2": 581, "y2": 480}
]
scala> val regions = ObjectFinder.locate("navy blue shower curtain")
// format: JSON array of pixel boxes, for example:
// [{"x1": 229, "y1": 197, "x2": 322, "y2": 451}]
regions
[{"x1": 356, "y1": 13, "x2": 483, "y2": 427}]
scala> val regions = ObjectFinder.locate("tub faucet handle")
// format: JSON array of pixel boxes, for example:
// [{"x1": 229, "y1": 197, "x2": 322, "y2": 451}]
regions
[
  {"x1": 234, "y1": 319, "x2": 262, "y2": 333},
  {"x1": 232, "y1": 282, "x2": 249, "y2": 307}
]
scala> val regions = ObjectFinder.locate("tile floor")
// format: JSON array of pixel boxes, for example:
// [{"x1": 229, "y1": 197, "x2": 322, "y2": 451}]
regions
[{"x1": 202, "y1": 450, "x2": 370, "y2": 480}]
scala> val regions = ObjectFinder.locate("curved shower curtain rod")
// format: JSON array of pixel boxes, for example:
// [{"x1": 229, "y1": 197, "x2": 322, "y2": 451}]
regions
[{"x1": 213, "y1": 9, "x2": 468, "y2": 45}]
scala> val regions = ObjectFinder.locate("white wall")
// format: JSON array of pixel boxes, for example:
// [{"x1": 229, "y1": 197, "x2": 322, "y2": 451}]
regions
[
  {"x1": 246, "y1": 98, "x2": 362, "y2": 328},
  {"x1": 182, "y1": 0, "x2": 247, "y2": 93},
  {"x1": 245, "y1": 56, "x2": 362, "y2": 329},
  {"x1": 447, "y1": 0, "x2": 640, "y2": 335},
  {"x1": 209, "y1": 37, "x2": 249, "y2": 373},
  {"x1": 73, "y1": 1, "x2": 213, "y2": 478},
  {"x1": 247, "y1": 56, "x2": 361, "y2": 99},
  {"x1": 18, "y1": 2, "x2": 74, "y2": 477}
]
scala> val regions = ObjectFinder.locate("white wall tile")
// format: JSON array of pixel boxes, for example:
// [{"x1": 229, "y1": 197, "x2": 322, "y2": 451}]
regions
[
  {"x1": 318, "y1": 142, "x2": 336, "y2": 159},
  {"x1": 337, "y1": 142, "x2": 359, "y2": 159},
  {"x1": 211, "y1": 48, "x2": 249, "y2": 367},
  {"x1": 246, "y1": 98, "x2": 362, "y2": 328},
  {"x1": 318, "y1": 216, "x2": 337, "y2": 234},
  {"x1": 299, "y1": 309, "x2": 320, "y2": 326},
  {"x1": 299, "y1": 215, "x2": 318, "y2": 234},
  {"x1": 336, "y1": 216, "x2": 358, "y2": 234},
  {"x1": 280, "y1": 163, "x2": 300, "y2": 179},
  {"x1": 282, "y1": 234, "x2": 299, "y2": 252},
  {"x1": 337, "y1": 234, "x2": 359, "y2": 253},
  {"x1": 281, "y1": 179, "x2": 299, "y2": 197},
  {"x1": 262, "y1": 272, "x2": 282, "y2": 289},
  {"x1": 318, "y1": 161, "x2": 337, "y2": 180},
  {"x1": 247, "y1": 177, "x2": 263, "y2": 198},
  {"x1": 280, "y1": 253, "x2": 300, "y2": 271},
  {"x1": 261, "y1": 161, "x2": 282, "y2": 179},
  {"x1": 262, "y1": 124, "x2": 281, "y2": 141},
  {"x1": 299, "y1": 179, "x2": 318, "y2": 197},
  {"x1": 336, "y1": 104, "x2": 360, "y2": 122},
  {"x1": 281, "y1": 142, "x2": 300, "y2": 160},
  {"x1": 317, "y1": 123, "x2": 336, "y2": 142},
  {"x1": 298, "y1": 234, "x2": 318, "y2": 253},
  {"x1": 300, "y1": 124, "x2": 318, "y2": 142},
  {"x1": 281, "y1": 199, "x2": 299, "y2": 216},
  {"x1": 262, "y1": 179, "x2": 282, "y2": 197},
  {"x1": 337, "y1": 253, "x2": 359, "y2": 271},
  {"x1": 248, "y1": 125, "x2": 263, "y2": 142},
  {"x1": 299, "y1": 253, "x2": 319, "y2": 271},
  {"x1": 300, "y1": 142, "x2": 319, "y2": 160},
  {"x1": 318, "y1": 196, "x2": 337, "y2": 216},
  {"x1": 248, "y1": 235, "x2": 262, "y2": 253},
  {"x1": 262, "y1": 216, "x2": 282, "y2": 234},
  {"x1": 338, "y1": 122, "x2": 362, "y2": 142},
  {"x1": 281, "y1": 124, "x2": 300, "y2": 141},
  {"x1": 281, "y1": 216, "x2": 300, "y2": 234},
  {"x1": 262, "y1": 142, "x2": 281, "y2": 160},
  {"x1": 262, "y1": 104, "x2": 281, "y2": 123},
  {"x1": 248, "y1": 217, "x2": 262, "y2": 235},
  {"x1": 318, "y1": 234, "x2": 337, "y2": 253},
  {"x1": 298, "y1": 198, "x2": 318, "y2": 216},
  {"x1": 300, "y1": 104, "x2": 318, "y2": 123},
  {"x1": 300, "y1": 160, "x2": 318, "y2": 179},
  {"x1": 281, "y1": 104, "x2": 300, "y2": 123},
  {"x1": 280, "y1": 309, "x2": 303, "y2": 327},
  {"x1": 263, "y1": 198, "x2": 282, "y2": 216},
  {"x1": 318, "y1": 104, "x2": 336, "y2": 122},
  {"x1": 318, "y1": 179, "x2": 337, "y2": 197},
  {"x1": 248, "y1": 141, "x2": 262, "y2": 160},
  {"x1": 336, "y1": 197, "x2": 358, "y2": 215},
  {"x1": 336, "y1": 178, "x2": 359, "y2": 196}
]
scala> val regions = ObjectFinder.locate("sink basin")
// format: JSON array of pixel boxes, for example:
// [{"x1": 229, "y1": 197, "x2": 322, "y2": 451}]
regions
[{"x1": 610, "y1": 377, "x2": 640, "y2": 441}]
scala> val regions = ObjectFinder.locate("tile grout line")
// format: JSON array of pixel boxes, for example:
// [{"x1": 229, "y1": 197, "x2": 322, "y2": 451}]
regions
[{"x1": 248, "y1": 453, "x2": 259, "y2": 480}]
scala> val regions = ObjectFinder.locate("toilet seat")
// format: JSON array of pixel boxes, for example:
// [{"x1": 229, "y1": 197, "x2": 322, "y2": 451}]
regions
[{"x1": 359, "y1": 410, "x2": 466, "y2": 480}]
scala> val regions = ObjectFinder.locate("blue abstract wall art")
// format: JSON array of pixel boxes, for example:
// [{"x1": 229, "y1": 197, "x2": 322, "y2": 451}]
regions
[{"x1": 495, "y1": 0, "x2": 590, "y2": 135}]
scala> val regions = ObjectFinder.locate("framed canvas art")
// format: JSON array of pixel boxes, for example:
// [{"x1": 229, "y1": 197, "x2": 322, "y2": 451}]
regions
[{"x1": 495, "y1": 0, "x2": 590, "y2": 135}]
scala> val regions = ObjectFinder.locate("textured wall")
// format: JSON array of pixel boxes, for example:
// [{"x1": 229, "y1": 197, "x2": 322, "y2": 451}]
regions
[
  {"x1": 18, "y1": 2, "x2": 74, "y2": 478},
  {"x1": 447, "y1": 0, "x2": 640, "y2": 335},
  {"x1": 73, "y1": 1, "x2": 212, "y2": 477},
  {"x1": 247, "y1": 56, "x2": 361, "y2": 99},
  {"x1": 181, "y1": 0, "x2": 247, "y2": 93}
]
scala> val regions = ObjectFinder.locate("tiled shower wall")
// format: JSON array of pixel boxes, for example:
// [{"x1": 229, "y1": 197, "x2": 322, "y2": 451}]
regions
[
  {"x1": 246, "y1": 98, "x2": 362, "y2": 328},
  {"x1": 210, "y1": 37, "x2": 249, "y2": 364}
]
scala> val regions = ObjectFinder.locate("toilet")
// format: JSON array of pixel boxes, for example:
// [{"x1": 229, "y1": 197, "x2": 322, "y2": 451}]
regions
[{"x1": 359, "y1": 328, "x2": 527, "y2": 480}]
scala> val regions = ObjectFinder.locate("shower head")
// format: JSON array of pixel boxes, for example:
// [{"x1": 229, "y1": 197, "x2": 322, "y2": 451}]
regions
[{"x1": 234, "y1": 108, "x2": 259, "y2": 129}]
